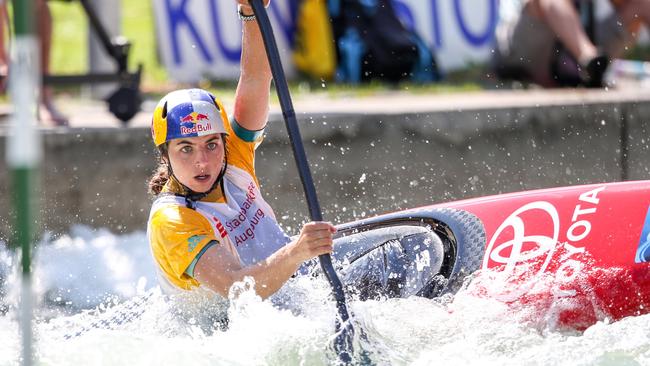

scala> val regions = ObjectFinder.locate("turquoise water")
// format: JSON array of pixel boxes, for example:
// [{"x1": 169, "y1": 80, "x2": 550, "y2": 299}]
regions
[{"x1": 1, "y1": 226, "x2": 650, "y2": 365}]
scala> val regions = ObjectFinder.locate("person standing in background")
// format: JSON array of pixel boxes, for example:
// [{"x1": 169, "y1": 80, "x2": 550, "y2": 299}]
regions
[{"x1": 0, "y1": 0, "x2": 68, "y2": 126}]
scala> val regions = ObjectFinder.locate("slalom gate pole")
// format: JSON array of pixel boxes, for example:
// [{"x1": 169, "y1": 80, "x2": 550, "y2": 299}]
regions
[
  {"x1": 249, "y1": 0, "x2": 353, "y2": 362},
  {"x1": 8, "y1": 0, "x2": 41, "y2": 365}
]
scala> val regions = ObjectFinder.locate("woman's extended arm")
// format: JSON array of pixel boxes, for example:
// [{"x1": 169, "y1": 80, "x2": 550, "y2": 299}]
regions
[
  {"x1": 232, "y1": 0, "x2": 272, "y2": 132},
  {"x1": 193, "y1": 221, "x2": 336, "y2": 299}
]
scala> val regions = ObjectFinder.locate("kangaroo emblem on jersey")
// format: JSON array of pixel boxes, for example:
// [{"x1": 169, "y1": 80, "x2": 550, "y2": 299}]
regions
[{"x1": 187, "y1": 235, "x2": 205, "y2": 252}]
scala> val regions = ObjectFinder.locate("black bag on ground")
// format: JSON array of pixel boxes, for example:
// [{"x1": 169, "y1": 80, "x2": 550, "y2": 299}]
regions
[{"x1": 329, "y1": 0, "x2": 440, "y2": 83}]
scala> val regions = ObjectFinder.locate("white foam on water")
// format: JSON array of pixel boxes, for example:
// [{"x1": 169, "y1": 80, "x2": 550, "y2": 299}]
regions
[{"x1": 1, "y1": 226, "x2": 650, "y2": 365}]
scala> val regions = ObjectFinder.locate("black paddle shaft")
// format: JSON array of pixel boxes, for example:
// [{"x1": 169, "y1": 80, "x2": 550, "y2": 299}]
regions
[{"x1": 248, "y1": 0, "x2": 352, "y2": 326}]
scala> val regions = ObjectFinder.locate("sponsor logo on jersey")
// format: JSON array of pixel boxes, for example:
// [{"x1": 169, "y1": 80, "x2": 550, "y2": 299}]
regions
[{"x1": 212, "y1": 216, "x2": 228, "y2": 238}]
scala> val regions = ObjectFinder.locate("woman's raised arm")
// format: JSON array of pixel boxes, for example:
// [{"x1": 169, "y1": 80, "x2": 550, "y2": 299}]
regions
[{"x1": 232, "y1": 0, "x2": 273, "y2": 132}]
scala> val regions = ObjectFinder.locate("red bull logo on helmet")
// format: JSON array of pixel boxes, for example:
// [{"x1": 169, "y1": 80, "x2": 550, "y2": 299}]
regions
[{"x1": 179, "y1": 111, "x2": 213, "y2": 135}]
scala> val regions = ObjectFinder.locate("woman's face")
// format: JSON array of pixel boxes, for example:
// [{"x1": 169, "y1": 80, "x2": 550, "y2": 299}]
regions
[{"x1": 167, "y1": 133, "x2": 225, "y2": 193}]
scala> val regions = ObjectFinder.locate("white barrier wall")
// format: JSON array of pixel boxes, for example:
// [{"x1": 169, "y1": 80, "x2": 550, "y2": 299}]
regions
[{"x1": 152, "y1": 0, "x2": 499, "y2": 82}]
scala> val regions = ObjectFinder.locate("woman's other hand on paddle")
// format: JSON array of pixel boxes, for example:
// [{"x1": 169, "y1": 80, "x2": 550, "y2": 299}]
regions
[
  {"x1": 195, "y1": 221, "x2": 335, "y2": 299},
  {"x1": 290, "y1": 222, "x2": 336, "y2": 263}
]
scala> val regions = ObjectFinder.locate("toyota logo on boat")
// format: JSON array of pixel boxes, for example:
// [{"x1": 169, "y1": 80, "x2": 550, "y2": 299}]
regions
[{"x1": 483, "y1": 201, "x2": 560, "y2": 275}]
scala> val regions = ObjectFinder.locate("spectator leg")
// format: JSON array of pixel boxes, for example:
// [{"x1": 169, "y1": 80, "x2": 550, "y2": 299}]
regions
[
  {"x1": 37, "y1": 0, "x2": 68, "y2": 126},
  {"x1": 528, "y1": 0, "x2": 598, "y2": 66}
]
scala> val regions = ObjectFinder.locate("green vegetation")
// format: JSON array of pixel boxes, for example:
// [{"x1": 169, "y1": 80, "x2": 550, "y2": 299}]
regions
[
  {"x1": 624, "y1": 44, "x2": 650, "y2": 61},
  {"x1": 48, "y1": 2, "x2": 86, "y2": 75},
  {"x1": 49, "y1": 0, "x2": 167, "y2": 90},
  {"x1": 120, "y1": 0, "x2": 168, "y2": 89}
]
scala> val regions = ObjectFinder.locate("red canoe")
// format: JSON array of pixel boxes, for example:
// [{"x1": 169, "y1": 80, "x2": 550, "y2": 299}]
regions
[{"x1": 334, "y1": 180, "x2": 650, "y2": 329}]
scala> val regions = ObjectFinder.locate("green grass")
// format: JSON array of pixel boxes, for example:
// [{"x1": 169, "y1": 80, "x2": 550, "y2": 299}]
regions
[
  {"x1": 624, "y1": 44, "x2": 650, "y2": 61},
  {"x1": 49, "y1": 1, "x2": 167, "y2": 90},
  {"x1": 48, "y1": 2, "x2": 86, "y2": 75},
  {"x1": 120, "y1": 1, "x2": 168, "y2": 89}
]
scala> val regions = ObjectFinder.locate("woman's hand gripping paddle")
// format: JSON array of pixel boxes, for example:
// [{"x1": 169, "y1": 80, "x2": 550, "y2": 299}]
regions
[{"x1": 248, "y1": 0, "x2": 354, "y2": 362}]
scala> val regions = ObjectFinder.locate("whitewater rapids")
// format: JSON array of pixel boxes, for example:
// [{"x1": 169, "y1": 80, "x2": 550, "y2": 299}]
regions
[{"x1": 1, "y1": 226, "x2": 649, "y2": 365}]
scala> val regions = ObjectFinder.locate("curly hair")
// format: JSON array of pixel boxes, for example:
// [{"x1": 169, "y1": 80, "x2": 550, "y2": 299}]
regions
[{"x1": 148, "y1": 145, "x2": 169, "y2": 196}]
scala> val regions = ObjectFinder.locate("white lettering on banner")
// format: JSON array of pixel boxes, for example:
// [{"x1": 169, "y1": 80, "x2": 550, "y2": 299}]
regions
[
  {"x1": 484, "y1": 186, "x2": 606, "y2": 298},
  {"x1": 152, "y1": 0, "x2": 296, "y2": 82},
  {"x1": 152, "y1": 0, "x2": 498, "y2": 82}
]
